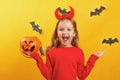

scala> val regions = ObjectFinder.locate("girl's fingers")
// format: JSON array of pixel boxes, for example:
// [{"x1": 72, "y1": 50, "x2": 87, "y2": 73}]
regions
[
  {"x1": 97, "y1": 50, "x2": 105, "y2": 57},
  {"x1": 94, "y1": 50, "x2": 105, "y2": 57}
]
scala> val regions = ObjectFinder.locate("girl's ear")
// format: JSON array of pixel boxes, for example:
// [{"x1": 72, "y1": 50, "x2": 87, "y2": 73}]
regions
[{"x1": 73, "y1": 32, "x2": 76, "y2": 37}]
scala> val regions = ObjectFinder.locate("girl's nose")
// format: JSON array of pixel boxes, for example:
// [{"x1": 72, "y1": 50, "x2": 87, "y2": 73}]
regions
[
  {"x1": 62, "y1": 31, "x2": 67, "y2": 35},
  {"x1": 62, "y1": 32, "x2": 69, "y2": 36},
  {"x1": 62, "y1": 33, "x2": 69, "y2": 38},
  {"x1": 62, "y1": 29, "x2": 68, "y2": 34}
]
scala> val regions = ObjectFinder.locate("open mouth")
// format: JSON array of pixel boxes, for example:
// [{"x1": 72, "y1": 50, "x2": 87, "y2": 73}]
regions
[
  {"x1": 30, "y1": 46, "x2": 35, "y2": 52},
  {"x1": 22, "y1": 45, "x2": 35, "y2": 52},
  {"x1": 62, "y1": 34, "x2": 69, "y2": 41}
]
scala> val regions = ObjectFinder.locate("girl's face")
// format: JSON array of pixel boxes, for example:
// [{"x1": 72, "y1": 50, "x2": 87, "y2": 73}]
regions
[{"x1": 57, "y1": 19, "x2": 76, "y2": 47}]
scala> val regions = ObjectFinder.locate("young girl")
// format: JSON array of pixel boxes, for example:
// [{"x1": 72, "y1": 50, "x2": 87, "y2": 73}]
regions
[{"x1": 28, "y1": 17, "x2": 104, "y2": 80}]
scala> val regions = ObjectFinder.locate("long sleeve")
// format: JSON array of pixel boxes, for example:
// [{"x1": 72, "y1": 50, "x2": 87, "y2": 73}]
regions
[
  {"x1": 30, "y1": 53, "x2": 52, "y2": 80},
  {"x1": 77, "y1": 52, "x2": 99, "y2": 80}
]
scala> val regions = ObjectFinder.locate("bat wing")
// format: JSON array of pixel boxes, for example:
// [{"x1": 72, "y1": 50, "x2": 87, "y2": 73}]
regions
[
  {"x1": 99, "y1": 6, "x2": 106, "y2": 12},
  {"x1": 58, "y1": 7, "x2": 62, "y2": 13},
  {"x1": 90, "y1": 8, "x2": 100, "y2": 16},
  {"x1": 34, "y1": 27, "x2": 42, "y2": 33},
  {"x1": 90, "y1": 12, "x2": 96, "y2": 16},
  {"x1": 102, "y1": 39, "x2": 108, "y2": 44},
  {"x1": 36, "y1": 24, "x2": 39, "y2": 27},
  {"x1": 113, "y1": 38, "x2": 119, "y2": 43}
]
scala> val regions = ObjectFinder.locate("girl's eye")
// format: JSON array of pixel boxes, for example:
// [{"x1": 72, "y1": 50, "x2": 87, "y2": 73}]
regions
[
  {"x1": 68, "y1": 28, "x2": 71, "y2": 31},
  {"x1": 59, "y1": 28, "x2": 64, "y2": 31}
]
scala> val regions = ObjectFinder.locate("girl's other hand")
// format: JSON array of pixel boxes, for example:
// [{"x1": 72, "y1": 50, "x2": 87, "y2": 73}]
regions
[{"x1": 94, "y1": 50, "x2": 105, "y2": 58}]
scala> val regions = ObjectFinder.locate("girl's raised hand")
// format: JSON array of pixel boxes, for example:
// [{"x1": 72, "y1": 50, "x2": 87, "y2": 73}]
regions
[{"x1": 94, "y1": 50, "x2": 105, "y2": 58}]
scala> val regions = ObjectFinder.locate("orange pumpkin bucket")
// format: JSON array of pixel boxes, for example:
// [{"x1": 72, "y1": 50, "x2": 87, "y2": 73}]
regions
[{"x1": 20, "y1": 36, "x2": 41, "y2": 57}]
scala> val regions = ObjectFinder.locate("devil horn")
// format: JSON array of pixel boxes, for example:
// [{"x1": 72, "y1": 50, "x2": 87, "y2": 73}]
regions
[
  {"x1": 55, "y1": 7, "x2": 62, "y2": 20},
  {"x1": 68, "y1": 6, "x2": 74, "y2": 19}
]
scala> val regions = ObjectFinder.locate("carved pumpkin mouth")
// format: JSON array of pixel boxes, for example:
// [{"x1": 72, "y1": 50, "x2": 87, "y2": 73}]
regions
[{"x1": 22, "y1": 45, "x2": 35, "y2": 52}]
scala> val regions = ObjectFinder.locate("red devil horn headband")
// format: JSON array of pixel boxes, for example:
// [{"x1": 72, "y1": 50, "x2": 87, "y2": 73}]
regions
[{"x1": 55, "y1": 6, "x2": 74, "y2": 20}]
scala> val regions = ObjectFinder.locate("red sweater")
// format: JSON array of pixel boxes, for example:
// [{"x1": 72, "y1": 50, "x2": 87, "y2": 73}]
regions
[{"x1": 31, "y1": 46, "x2": 99, "y2": 80}]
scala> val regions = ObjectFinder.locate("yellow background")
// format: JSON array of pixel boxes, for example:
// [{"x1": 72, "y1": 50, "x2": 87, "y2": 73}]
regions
[{"x1": 0, "y1": 0, "x2": 120, "y2": 80}]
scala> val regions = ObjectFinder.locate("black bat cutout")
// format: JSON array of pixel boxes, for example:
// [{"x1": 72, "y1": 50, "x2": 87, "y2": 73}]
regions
[
  {"x1": 58, "y1": 7, "x2": 70, "y2": 14},
  {"x1": 90, "y1": 6, "x2": 106, "y2": 16},
  {"x1": 29, "y1": 21, "x2": 42, "y2": 34},
  {"x1": 102, "y1": 38, "x2": 119, "y2": 45},
  {"x1": 39, "y1": 47, "x2": 44, "y2": 56}
]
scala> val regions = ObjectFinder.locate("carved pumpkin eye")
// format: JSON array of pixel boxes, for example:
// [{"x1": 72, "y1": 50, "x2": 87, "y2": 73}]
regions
[
  {"x1": 23, "y1": 41, "x2": 27, "y2": 44},
  {"x1": 20, "y1": 36, "x2": 40, "y2": 55},
  {"x1": 29, "y1": 41, "x2": 33, "y2": 44}
]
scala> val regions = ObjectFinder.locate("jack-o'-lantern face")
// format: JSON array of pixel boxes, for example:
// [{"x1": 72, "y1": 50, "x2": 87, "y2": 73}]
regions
[{"x1": 20, "y1": 36, "x2": 40, "y2": 54}]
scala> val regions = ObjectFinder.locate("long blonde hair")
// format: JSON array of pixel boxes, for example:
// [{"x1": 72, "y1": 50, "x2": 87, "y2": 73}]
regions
[{"x1": 46, "y1": 17, "x2": 79, "y2": 52}]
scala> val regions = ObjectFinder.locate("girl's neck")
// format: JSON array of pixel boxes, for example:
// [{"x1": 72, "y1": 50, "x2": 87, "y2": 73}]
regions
[{"x1": 59, "y1": 45, "x2": 74, "y2": 48}]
